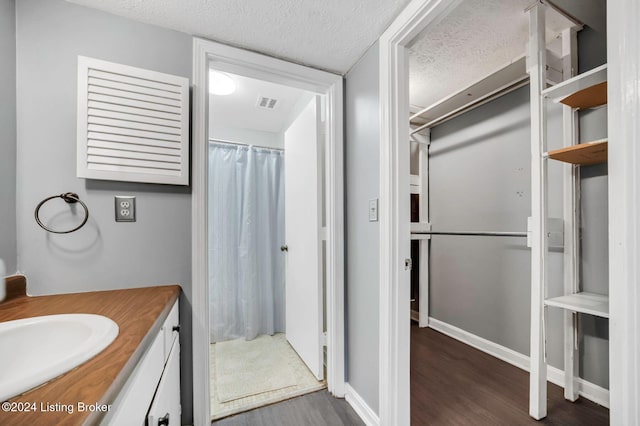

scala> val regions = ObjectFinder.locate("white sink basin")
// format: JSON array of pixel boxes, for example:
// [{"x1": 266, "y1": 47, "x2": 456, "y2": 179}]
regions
[{"x1": 0, "y1": 314, "x2": 119, "y2": 401}]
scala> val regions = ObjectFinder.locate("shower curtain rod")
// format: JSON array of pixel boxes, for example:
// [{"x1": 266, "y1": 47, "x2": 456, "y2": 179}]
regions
[{"x1": 208, "y1": 138, "x2": 284, "y2": 152}]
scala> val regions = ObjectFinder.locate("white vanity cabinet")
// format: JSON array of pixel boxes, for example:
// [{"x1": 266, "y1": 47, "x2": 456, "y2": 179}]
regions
[
  {"x1": 147, "y1": 339, "x2": 181, "y2": 426},
  {"x1": 101, "y1": 299, "x2": 181, "y2": 425}
]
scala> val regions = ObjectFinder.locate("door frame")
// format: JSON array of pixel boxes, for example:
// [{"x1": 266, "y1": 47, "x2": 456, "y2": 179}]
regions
[
  {"x1": 191, "y1": 38, "x2": 345, "y2": 425},
  {"x1": 379, "y1": 0, "x2": 637, "y2": 425},
  {"x1": 606, "y1": 1, "x2": 640, "y2": 423},
  {"x1": 377, "y1": 1, "x2": 462, "y2": 424}
]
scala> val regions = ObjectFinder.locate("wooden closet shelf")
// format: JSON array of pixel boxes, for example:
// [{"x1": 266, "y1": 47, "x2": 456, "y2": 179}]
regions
[
  {"x1": 547, "y1": 139, "x2": 607, "y2": 165},
  {"x1": 542, "y1": 64, "x2": 607, "y2": 106},
  {"x1": 560, "y1": 81, "x2": 607, "y2": 109}
]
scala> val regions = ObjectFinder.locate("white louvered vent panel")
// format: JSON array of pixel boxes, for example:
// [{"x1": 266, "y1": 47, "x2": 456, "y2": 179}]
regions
[{"x1": 77, "y1": 56, "x2": 190, "y2": 185}]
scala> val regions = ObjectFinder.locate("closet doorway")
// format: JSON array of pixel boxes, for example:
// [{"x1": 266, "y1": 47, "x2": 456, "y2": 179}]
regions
[
  {"x1": 379, "y1": 0, "x2": 610, "y2": 424},
  {"x1": 191, "y1": 39, "x2": 345, "y2": 425}
]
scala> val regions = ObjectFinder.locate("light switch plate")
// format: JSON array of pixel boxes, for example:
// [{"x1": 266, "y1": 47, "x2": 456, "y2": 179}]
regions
[
  {"x1": 369, "y1": 199, "x2": 378, "y2": 222},
  {"x1": 115, "y1": 196, "x2": 136, "y2": 222}
]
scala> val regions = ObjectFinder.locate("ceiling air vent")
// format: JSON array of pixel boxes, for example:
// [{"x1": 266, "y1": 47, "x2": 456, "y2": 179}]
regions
[{"x1": 256, "y1": 96, "x2": 278, "y2": 110}]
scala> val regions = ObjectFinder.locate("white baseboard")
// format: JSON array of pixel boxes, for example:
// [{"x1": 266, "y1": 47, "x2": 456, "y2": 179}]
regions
[
  {"x1": 427, "y1": 317, "x2": 530, "y2": 369},
  {"x1": 427, "y1": 317, "x2": 609, "y2": 408},
  {"x1": 544, "y1": 367, "x2": 610, "y2": 408},
  {"x1": 344, "y1": 383, "x2": 380, "y2": 426}
]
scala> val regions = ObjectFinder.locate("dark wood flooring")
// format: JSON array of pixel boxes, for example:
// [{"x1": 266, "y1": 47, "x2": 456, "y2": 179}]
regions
[
  {"x1": 212, "y1": 326, "x2": 608, "y2": 425},
  {"x1": 411, "y1": 325, "x2": 609, "y2": 425},
  {"x1": 212, "y1": 390, "x2": 364, "y2": 426}
]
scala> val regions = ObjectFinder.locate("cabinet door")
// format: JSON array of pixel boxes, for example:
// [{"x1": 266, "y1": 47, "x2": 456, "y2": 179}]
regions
[
  {"x1": 147, "y1": 342, "x2": 181, "y2": 426},
  {"x1": 162, "y1": 301, "x2": 180, "y2": 362},
  {"x1": 102, "y1": 331, "x2": 164, "y2": 425}
]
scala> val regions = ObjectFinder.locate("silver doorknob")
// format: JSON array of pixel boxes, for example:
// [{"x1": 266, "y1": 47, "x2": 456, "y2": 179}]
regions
[{"x1": 280, "y1": 245, "x2": 288, "y2": 252}]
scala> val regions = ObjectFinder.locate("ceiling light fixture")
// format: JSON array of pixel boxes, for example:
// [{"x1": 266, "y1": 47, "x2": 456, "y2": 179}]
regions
[{"x1": 209, "y1": 71, "x2": 236, "y2": 95}]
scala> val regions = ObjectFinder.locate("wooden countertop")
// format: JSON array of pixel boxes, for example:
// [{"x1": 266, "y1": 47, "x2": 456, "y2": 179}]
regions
[{"x1": 0, "y1": 277, "x2": 180, "y2": 425}]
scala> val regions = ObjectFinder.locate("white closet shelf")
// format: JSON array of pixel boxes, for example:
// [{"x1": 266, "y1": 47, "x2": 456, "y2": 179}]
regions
[
  {"x1": 544, "y1": 292, "x2": 609, "y2": 318},
  {"x1": 410, "y1": 57, "x2": 527, "y2": 128},
  {"x1": 541, "y1": 63, "x2": 607, "y2": 107}
]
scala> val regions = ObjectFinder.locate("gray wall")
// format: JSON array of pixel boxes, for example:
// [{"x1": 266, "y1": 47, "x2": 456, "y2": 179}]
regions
[
  {"x1": 429, "y1": 86, "x2": 533, "y2": 355},
  {"x1": 15, "y1": 0, "x2": 194, "y2": 421},
  {"x1": 345, "y1": 42, "x2": 380, "y2": 413},
  {"x1": 428, "y1": 26, "x2": 609, "y2": 388},
  {"x1": 554, "y1": 0, "x2": 606, "y2": 33},
  {"x1": 576, "y1": 26, "x2": 608, "y2": 388},
  {"x1": 0, "y1": 0, "x2": 17, "y2": 274}
]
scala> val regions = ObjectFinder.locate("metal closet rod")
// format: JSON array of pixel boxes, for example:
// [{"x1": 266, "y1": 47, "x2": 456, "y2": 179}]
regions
[{"x1": 412, "y1": 231, "x2": 527, "y2": 237}]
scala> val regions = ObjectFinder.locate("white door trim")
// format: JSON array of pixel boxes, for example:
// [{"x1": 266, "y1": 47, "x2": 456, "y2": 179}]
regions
[
  {"x1": 378, "y1": 1, "x2": 462, "y2": 424},
  {"x1": 607, "y1": 1, "x2": 640, "y2": 424},
  {"x1": 191, "y1": 38, "x2": 345, "y2": 426}
]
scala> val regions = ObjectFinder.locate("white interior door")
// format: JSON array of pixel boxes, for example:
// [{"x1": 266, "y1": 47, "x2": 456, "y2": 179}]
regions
[{"x1": 284, "y1": 95, "x2": 324, "y2": 380}]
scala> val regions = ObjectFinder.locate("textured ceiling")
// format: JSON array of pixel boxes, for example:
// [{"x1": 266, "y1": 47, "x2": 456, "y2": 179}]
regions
[
  {"x1": 210, "y1": 72, "x2": 307, "y2": 134},
  {"x1": 66, "y1": 0, "x2": 412, "y2": 74},
  {"x1": 409, "y1": 0, "x2": 575, "y2": 110}
]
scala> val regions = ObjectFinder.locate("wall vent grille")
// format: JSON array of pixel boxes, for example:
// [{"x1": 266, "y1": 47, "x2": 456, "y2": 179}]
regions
[{"x1": 77, "y1": 56, "x2": 190, "y2": 185}]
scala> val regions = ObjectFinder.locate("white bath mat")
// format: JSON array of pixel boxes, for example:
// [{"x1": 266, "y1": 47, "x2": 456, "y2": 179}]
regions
[
  {"x1": 214, "y1": 334, "x2": 297, "y2": 402},
  {"x1": 211, "y1": 333, "x2": 326, "y2": 420}
]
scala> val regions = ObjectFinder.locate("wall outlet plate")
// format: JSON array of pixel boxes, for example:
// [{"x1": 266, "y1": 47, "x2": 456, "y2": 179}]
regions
[{"x1": 115, "y1": 196, "x2": 136, "y2": 222}]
